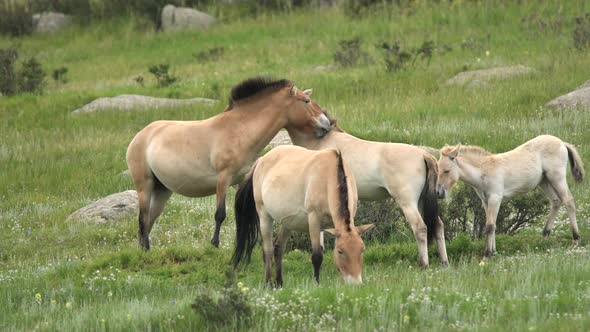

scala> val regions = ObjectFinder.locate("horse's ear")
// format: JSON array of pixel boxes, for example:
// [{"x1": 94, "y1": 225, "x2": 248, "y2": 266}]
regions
[
  {"x1": 290, "y1": 85, "x2": 298, "y2": 96},
  {"x1": 356, "y1": 224, "x2": 376, "y2": 236},
  {"x1": 303, "y1": 89, "x2": 313, "y2": 96},
  {"x1": 448, "y1": 144, "x2": 461, "y2": 160},
  {"x1": 323, "y1": 228, "x2": 340, "y2": 238}
]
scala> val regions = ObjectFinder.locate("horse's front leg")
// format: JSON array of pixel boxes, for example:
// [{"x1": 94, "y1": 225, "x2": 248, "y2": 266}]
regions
[
  {"x1": 211, "y1": 172, "x2": 232, "y2": 248},
  {"x1": 259, "y1": 212, "x2": 274, "y2": 287},
  {"x1": 308, "y1": 212, "x2": 323, "y2": 284},
  {"x1": 484, "y1": 195, "x2": 502, "y2": 257}
]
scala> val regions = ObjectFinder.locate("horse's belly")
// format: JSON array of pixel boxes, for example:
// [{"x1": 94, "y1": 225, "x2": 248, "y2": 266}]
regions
[
  {"x1": 156, "y1": 172, "x2": 218, "y2": 197},
  {"x1": 357, "y1": 184, "x2": 390, "y2": 201}
]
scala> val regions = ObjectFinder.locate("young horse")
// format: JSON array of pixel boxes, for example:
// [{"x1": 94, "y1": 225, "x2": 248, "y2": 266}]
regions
[
  {"x1": 126, "y1": 78, "x2": 332, "y2": 250},
  {"x1": 231, "y1": 145, "x2": 374, "y2": 287},
  {"x1": 437, "y1": 135, "x2": 585, "y2": 257},
  {"x1": 285, "y1": 94, "x2": 447, "y2": 268}
]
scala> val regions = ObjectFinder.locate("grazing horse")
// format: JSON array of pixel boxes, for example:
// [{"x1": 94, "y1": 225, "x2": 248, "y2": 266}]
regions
[
  {"x1": 437, "y1": 135, "x2": 585, "y2": 257},
  {"x1": 231, "y1": 145, "x2": 374, "y2": 287},
  {"x1": 126, "y1": 77, "x2": 332, "y2": 250},
  {"x1": 285, "y1": 95, "x2": 447, "y2": 268}
]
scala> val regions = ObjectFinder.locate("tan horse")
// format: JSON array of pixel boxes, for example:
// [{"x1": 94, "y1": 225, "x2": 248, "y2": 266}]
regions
[
  {"x1": 126, "y1": 78, "x2": 332, "y2": 250},
  {"x1": 231, "y1": 145, "x2": 374, "y2": 287},
  {"x1": 285, "y1": 96, "x2": 447, "y2": 268},
  {"x1": 437, "y1": 135, "x2": 585, "y2": 257}
]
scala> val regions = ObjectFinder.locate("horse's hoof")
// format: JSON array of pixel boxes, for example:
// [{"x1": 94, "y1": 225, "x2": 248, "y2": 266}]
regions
[
  {"x1": 484, "y1": 250, "x2": 496, "y2": 257},
  {"x1": 542, "y1": 229, "x2": 551, "y2": 238},
  {"x1": 210, "y1": 239, "x2": 220, "y2": 248},
  {"x1": 440, "y1": 261, "x2": 449, "y2": 268}
]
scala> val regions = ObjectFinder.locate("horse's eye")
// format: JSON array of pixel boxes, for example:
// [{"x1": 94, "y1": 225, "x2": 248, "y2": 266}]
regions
[
  {"x1": 305, "y1": 99, "x2": 311, "y2": 104},
  {"x1": 444, "y1": 170, "x2": 450, "y2": 174},
  {"x1": 337, "y1": 250, "x2": 344, "y2": 256}
]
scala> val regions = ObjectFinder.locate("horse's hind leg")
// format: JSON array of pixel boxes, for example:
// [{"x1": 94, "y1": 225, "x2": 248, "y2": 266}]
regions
[
  {"x1": 547, "y1": 173, "x2": 580, "y2": 243},
  {"x1": 400, "y1": 204, "x2": 429, "y2": 268},
  {"x1": 259, "y1": 211, "x2": 274, "y2": 287},
  {"x1": 539, "y1": 179, "x2": 561, "y2": 238},
  {"x1": 273, "y1": 227, "x2": 291, "y2": 288},
  {"x1": 147, "y1": 186, "x2": 172, "y2": 234},
  {"x1": 211, "y1": 172, "x2": 232, "y2": 248},
  {"x1": 137, "y1": 188, "x2": 152, "y2": 250}
]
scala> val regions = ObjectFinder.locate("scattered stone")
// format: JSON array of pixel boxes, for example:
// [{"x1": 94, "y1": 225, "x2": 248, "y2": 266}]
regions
[
  {"x1": 312, "y1": 65, "x2": 337, "y2": 73},
  {"x1": 32, "y1": 12, "x2": 72, "y2": 33},
  {"x1": 546, "y1": 87, "x2": 590, "y2": 111},
  {"x1": 267, "y1": 130, "x2": 292, "y2": 148},
  {"x1": 466, "y1": 79, "x2": 489, "y2": 90},
  {"x1": 446, "y1": 65, "x2": 535, "y2": 86},
  {"x1": 71, "y1": 94, "x2": 216, "y2": 114},
  {"x1": 161, "y1": 5, "x2": 216, "y2": 32},
  {"x1": 67, "y1": 190, "x2": 138, "y2": 223},
  {"x1": 120, "y1": 170, "x2": 131, "y2": 178},
  {"x1": 577, "y1": 80, "x2": 590, "y2": 90}
]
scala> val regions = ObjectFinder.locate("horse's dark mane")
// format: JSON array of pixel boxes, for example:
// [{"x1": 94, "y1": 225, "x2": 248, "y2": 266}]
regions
[
  {"x1": 319, "y1": 107, "x2": 344, "y2": 132},
  {"x1": 336, "y1": 151, "x2": 351, "y2": 231},
  {"x1": 226, "y1": 77, "x2": 291, "y2": 110}
]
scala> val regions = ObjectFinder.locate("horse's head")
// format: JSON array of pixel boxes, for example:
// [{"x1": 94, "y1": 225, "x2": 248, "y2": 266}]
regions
[
  {"x1": 437, "y1": 144, "x2": 461, "y2": 199},
  {"x1": 324, "y1": 224, "x2": 375, "y2": 285},
  {"x1": 284, "y1": 86, "x2": 332, "y2": 138}
]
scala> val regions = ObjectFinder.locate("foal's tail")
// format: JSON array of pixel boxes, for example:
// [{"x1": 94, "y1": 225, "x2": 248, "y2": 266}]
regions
[
  {"x1": 421, "y1": 153, "x2": 440, "y2": 243},
  {"x1": 565, "y1": 143, "x2": 585, "y2": 183},
  {"x1": 231, "y1": 163, "x2": 260, "y2": 269}
]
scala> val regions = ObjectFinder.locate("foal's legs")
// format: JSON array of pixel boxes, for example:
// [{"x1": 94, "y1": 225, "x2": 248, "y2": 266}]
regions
[
  {"x1": 539, "y1": 180, "x2": 562, "y2": 238},
  {"x1": 273, "y1": 227, "x2": 291, "y2": 288},
  {"x1": 484, "y1": 195, "x2": 502, "y2": 257},
  {"x1": 259, "y1": 211, "x2": 274, "y2": 287},
  {"x1": 211, "y1": 172, "x2": 232, "y2": 248},
  {"x1": 547, "y1": 174, "x2": 580, "y2": 243},
  {"x1": 308, "y1": 212, "x2": 324, "y2": 284}
]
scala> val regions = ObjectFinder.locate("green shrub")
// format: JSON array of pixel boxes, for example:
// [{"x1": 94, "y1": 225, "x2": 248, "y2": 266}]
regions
[
  {"x1": 17, "y1": 57, "x2": 45, "y2": 94},
  {"x1": 0, "y1": 47, "x2": 18, "y2": 95},
  {"x1": 333, "y1": 37, "x2": 362, "y2": 67},
  {"x1": 0, "y1": 2, "x2": 33, "y2": 36},
  {"x1": 192, "y1": 270, "x2": 252, "y2": 328},
  {"x1": 193, "y1": 47, "x2": 225, "y2": 63},
  {"x1": 441, "y1": 183, "x2": 548, "y2": 241},
  {"x1": 0, "y1": 48, "x2": 45, "y2": 95},
  {"x1": 52, "y1": 67, "x2": 69, "y2": 84},
  {"x1": 148, "y1": 64, "x2": 178, "y2": 87},
  {"x1": 573, "y1": 13, "x2": 590, "y2": 50}
]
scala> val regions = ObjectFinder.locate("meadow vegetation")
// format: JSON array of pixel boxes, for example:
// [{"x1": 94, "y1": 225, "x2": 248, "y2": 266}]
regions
[{"x1": 1, "y1": 0, "x2": 590, "y2": 330}]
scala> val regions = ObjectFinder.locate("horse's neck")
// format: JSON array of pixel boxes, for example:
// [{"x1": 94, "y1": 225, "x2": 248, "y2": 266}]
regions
[
  {"x1": 457, "y1": 156, "x2": 487, "y2": 189},
  {"x1": 230, "y1": 103, "x2": 288, "y2": 151},
  {"x1": 289, "y1": 129, "x2": 354, "y2": 150}
]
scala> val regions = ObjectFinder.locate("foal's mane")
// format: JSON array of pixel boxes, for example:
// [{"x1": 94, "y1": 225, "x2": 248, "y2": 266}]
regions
[
  {"x1": 441, "y1": 145, "x2": 492, "y2": 157},
  {"x1": 226, "y1": 77, "x2": 292, "y2": 110}
]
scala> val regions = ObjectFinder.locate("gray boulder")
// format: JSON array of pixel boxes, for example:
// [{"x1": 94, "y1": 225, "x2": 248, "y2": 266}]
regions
[
  {"x1": 67, "y1": 190, "x2": 138, "y2": 223},
  {"x1": 546, "y1": 87, "x2": 590, "y2": 111},
  {"x1": 267, "y1": 130, "x2": 292, "y2": 148},
  {"x1": 446, "y1": 65, "x2": 535, "y2": 86},
  {"x1": 32, "y1": 12, "x2": 72, "y2": 33},
  {"x1": 72, "y1": 94, "x2": 217, "y2": 114},
  {"x1": 161, "y1": 5, "x2": 216, "y2": 32}
]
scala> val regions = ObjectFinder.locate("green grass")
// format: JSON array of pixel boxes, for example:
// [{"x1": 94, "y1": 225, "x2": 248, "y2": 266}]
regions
[{"x1": 1, "y1": 1, "x2": 590, "y2": 331}]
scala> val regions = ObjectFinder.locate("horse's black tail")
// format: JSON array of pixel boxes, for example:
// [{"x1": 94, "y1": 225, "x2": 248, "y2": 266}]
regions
[
  {"x1": 231, "y1": 166, "x2": 260, "y2": 269},
  {"x1": 565, "y1": 143, "x2": 585, "y2": 183},
  {"x1": 421, "y1": 154, "x2": 440, "y2": 244}
]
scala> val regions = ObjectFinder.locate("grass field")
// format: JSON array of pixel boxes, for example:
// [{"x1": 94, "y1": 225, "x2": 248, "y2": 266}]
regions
[{"x1": 1, "y1": 1, "x2": 590, "y2": 331}]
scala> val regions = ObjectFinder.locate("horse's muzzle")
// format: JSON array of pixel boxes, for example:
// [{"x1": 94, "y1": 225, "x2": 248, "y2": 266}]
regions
[
  {"x1": 314, "y1": 114, "x2": 332, "y2": 138},
  {"x1": 436, "y1": 186, "x2": 447, "y2": 199}
]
